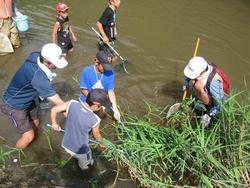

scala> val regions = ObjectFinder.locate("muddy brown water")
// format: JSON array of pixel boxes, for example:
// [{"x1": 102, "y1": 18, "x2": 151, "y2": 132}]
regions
[{"x1": 1, "y1": 0, "x2": 250, "y2": 187}]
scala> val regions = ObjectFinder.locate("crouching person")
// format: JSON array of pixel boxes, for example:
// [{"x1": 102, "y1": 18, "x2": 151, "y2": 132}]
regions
[
  {"x1": 183, "y1": 56, "x2": 230, "y2": 128},
  {"x1": 50, "y1": 89, "x2": 110, "y2": 170}
]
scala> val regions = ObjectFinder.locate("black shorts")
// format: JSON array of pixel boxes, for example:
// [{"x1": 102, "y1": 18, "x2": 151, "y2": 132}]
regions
[{"x1": 58, "y1": 40, "x2": 73, "y2": 54}]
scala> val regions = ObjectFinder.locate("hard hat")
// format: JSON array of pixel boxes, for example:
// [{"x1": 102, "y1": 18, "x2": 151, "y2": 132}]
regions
[
  {"x1": 184, "y1": 56, "x2": 208, "y2": 79},
  {"x1": 56, "y1": 3, "x2": 69, "y2": 13}
]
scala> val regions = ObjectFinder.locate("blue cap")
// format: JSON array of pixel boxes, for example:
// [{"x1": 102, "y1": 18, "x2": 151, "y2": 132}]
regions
[{"x1": 96, "y1": 50, "x2": 114, "y2": 71}]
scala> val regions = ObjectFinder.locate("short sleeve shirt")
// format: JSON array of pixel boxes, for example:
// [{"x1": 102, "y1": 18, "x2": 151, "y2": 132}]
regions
[
  {"x1": 79, "y1": 65, "x2": 114, "y2": 102},
  {"x1": 2, "y1": 52, "x2": 56, "y2": 110},
  {"x1": 98, "y1": 6, "x2": 116, "y2": 40},
  {"x1": 62, "y1": 100, "x2": 101, "y2": 154}
]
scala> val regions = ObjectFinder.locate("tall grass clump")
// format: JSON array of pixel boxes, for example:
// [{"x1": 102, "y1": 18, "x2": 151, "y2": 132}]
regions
[{"x1": 103, "y1": 91, "x2": 250, "y2": 187}]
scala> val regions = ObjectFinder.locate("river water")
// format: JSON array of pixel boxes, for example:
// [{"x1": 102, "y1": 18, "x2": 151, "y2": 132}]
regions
[{"x1": 0, "y1": 0, "x2": 250, "y2": 187}]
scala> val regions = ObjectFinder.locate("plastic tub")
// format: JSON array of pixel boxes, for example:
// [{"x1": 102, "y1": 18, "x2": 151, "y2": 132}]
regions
[{"x1": 14, "y1": 15, "x2": 29, "y2": 32}]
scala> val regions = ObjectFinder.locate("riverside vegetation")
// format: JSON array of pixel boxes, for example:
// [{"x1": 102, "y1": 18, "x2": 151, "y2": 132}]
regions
[{"x1": 103, "y1": 91, "x2": 250, "y2": 187}]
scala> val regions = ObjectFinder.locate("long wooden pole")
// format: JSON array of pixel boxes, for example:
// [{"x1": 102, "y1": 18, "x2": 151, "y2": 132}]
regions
[{"x1": 182, "y1": 37, "x2": 200, "y2": 100}]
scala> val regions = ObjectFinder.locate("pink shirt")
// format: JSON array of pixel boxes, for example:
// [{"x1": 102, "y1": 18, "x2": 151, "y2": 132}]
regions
[{"x1": 0, "y1": 0, "x2": 13, "y2": 19}]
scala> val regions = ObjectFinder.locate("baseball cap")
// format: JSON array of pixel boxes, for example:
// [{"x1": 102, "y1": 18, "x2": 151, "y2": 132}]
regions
[
  {"x1": 86, "y1": 89, "x2": 112, "y2": 109},
  {"x1": 96, "y1": 50, "x2": 114, "y2": 71},
  {"x1": 184, "y1": 56, "x2": 208, "y2": 79},
  {"x1": 41, "y1": 43, "x2": 68, "y2": 69}
]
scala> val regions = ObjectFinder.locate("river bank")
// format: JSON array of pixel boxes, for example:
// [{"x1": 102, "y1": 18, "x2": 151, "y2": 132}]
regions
[{"x1": 1, "y1": 91, "x2": 249, "y2": 187}]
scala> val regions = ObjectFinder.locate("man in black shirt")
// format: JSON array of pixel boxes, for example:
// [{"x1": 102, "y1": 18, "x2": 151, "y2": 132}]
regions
[{"x1": 96, "y1": 0, "x2": 121, "y2": 49}]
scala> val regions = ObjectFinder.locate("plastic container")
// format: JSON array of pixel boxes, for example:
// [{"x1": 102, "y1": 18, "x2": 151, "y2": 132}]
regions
[{"x1": 14, "y1": 15, "x2": 29, "y2": 32}]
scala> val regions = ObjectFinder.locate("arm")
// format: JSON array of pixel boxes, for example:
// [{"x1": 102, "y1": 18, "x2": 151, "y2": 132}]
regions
[
  {"x1": 50, "y1": 101, "x2": 69, "y2": 131},
  {"x1": 183, "y1": 76, "x2": 191, "y2": 91},
  {"x1": 48, "y1": 94, "x2": 68, "y2": 116},
  {"x1": 81, "y1": 88, "x2": 89, "y2": 97},
  {"x1": 108, "y1": 90, "x2": 121, "y2": 121},
  {"x1": 96, "y1": 21, "x2": 109, "y2": 44},
  {"x1": 47, "y1": 94, "x2": 64, "y2": 105},
  {"x1": 51, "y1": 22, "x2": 60, "y2": 43},
  {"x1": 92, "y1": 124, "x2": 106, "y2": 149},
  {"x1": 108, "y1": 90, "x2": 118, "y2": 109},
  {"x1": 193, "y1": 80, "x2": 211, "y2": 105},
  {"x1": 69, "y1": 25, "x2": 77, "y2": 42}
]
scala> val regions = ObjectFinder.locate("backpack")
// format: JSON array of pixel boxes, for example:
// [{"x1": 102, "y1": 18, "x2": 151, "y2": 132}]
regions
[{"x1": 206, "y1": 63, "x2": 230, "y2": 95}]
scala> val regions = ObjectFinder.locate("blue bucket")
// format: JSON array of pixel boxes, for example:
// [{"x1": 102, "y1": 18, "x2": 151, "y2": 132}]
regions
[{"x1": 14, "y1": 15, "x2": 29, "y2": 32}]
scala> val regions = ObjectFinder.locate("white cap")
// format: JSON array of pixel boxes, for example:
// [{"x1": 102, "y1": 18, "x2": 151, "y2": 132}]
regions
[
  {"x1": 41, "y1": 43, "x2": 68, "y2": 69},
  {"x1": 184, "y1": 56, "x2": 208, "y2": 79}
]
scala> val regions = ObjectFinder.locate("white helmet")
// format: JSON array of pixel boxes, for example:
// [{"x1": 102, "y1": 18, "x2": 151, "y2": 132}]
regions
[
  {"x1": 184, "y1": 56, "x2": 208, "y2": 79},
  {"x1": 41, "y1": 43, "x2": 68, "y2": 69}
]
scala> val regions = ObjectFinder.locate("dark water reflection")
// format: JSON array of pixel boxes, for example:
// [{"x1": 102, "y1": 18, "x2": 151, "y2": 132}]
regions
[{"x1": 1, "y1": 0, "x2": 250, "y2": 186}]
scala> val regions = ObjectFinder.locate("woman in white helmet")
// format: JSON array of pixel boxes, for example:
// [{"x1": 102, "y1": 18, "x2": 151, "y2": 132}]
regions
[{"x1": 183, "y1": 56, "x2": 227, "y2": 128}]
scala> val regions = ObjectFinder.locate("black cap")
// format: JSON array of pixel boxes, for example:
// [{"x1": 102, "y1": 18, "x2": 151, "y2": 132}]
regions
[
  {"x1": 96, "y1": 50, "x2": 114, "y2": 71},
  {"x1": 86, "y1": 89, "x2": 112, "y2": 109}
]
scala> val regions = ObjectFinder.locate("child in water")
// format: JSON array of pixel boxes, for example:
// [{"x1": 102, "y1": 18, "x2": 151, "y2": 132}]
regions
[{"x1": 51, "y1": 3, "x2": 77, "y2": 56}]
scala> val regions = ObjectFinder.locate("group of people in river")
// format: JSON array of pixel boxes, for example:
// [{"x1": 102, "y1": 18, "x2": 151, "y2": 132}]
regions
[{"x1": 0, "y1": 0, "x2": 230, "y2": 170}]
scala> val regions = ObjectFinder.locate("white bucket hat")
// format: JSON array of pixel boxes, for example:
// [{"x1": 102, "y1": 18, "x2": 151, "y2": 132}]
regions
[
  {"x1": 184, "y1": 56, "x2": 208, "y2": 79},
  {"x1": 41, "y1": 43, "x2": 68, "y2": 69}
]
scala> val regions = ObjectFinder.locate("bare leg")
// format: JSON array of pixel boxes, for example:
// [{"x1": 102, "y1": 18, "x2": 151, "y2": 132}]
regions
[
  {"x1": 32, "y1": 118, "x2": 40, "y2": 129},
  {"x1": 10, "y1": 21, "x2": 20, "y2": 48},
  {"x1": 32, "y1": 118, "x2": 40, "y2": 138},
  {"x1": 15, "y1": 129, "x2": 35, "y2": 149},
  {"x1": 15, "y1": 118, "x2": 39, "y2": 149}
]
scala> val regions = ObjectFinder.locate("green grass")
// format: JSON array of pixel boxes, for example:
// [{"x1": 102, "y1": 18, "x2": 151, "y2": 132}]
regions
[
  {"x1": 0, "y1": 145, "x2": 24, "y2": 168},
  {"x1": 43, "y1": 128, "x2": 53, "y2": 152},
  {"x1": 103, "y1": 91, "x2": 250, "y2": 187}
]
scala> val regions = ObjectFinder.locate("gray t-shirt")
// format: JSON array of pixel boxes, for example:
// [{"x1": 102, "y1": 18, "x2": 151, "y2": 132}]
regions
[{"x1": 62, "y1": 100, "x2": 101, "y2": 154}]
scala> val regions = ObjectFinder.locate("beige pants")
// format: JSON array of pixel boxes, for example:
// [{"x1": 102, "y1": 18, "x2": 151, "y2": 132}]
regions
[{"x1": 0, "y1": 18, "x2": 20, "y2": 48}]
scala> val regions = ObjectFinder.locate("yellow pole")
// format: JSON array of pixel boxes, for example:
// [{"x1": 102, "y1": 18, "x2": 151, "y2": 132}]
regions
[{"x1": 182, "y1": 37, "x2": 200, "y2": 100}]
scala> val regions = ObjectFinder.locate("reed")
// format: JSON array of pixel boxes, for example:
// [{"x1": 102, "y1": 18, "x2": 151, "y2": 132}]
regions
[
  {"x1": 103, "y1": 91, "x2": 250, "y2": 187},
  {"x1": 42, "y1": 128, "x2": 53, "y2": 152}
]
